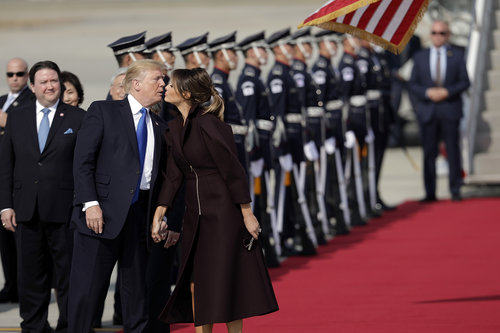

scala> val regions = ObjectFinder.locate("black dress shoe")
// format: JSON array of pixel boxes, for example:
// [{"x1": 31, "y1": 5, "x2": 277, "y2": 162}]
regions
[
  {"x1": 419, "y1": 195, "x2": 437, "y2": 203},
  {"x1": 451, "y1": 193, "x2": 462, "y2": 201},
  {"x1": 377, "y1": 200, "x2": 397, "y2": 211}
]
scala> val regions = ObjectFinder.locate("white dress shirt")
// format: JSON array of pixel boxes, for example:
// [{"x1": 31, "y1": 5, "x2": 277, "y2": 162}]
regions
[
  {"x1": 36, "y1": 100, "x2": 59, "y2": 132},
  {"x1": 430, "y1": 45, "x2": 447, "y2": 85}
]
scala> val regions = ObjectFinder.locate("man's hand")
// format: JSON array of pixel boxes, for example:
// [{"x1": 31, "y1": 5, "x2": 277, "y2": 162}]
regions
[
  {"x1": 0, "y1": 110, "x2": 8, "y2": 128},
  {"x1": 427, "y1": 87, "x2": 449, "y2": 103},
  {"x1": 1, "y1": 209, "x2": 16, "y2": 232},
  {"x1": 164, "y1": 230, "x2": 180, "y2": 249},
  {"x1": 152, "y1": 205, "x2": 168, "y2": 242},
  {"x1": 86, "y1": 205, "x2": 104, "y2": 234}
]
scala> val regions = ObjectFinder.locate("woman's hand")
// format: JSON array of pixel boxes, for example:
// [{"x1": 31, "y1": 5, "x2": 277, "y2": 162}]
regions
[
  {"x1": 152, "y1": 205, "x2": 168, "y2": 242},
  {"x1": 241, "y1": 203, "x2": 261, "y2": 240}
]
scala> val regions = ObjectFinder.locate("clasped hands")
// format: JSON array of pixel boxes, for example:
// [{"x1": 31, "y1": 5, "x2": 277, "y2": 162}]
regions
[
  {"x1": 427, "y1": 87, "x2": 449, "y2": 103},
  {"x1": 152, "y1": 205, "x2": 179, "y2": 248}
]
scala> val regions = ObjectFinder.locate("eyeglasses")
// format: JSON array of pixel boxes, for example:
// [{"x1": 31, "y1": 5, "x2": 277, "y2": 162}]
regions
[
  {"x1": 6, "y1": 72, "x2": 26, "y2": 78},
  {"x1": 431, "y1": 31, "x2": 448, "y2": 36}
]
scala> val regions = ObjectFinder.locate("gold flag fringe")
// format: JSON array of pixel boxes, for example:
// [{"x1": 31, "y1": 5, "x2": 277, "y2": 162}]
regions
[
  {"x1": 298, "y1": 0, "x2": 380, "y2": 29},
  {"x1": 298, "y1": 0, "x2": 430, "y2": 55}
]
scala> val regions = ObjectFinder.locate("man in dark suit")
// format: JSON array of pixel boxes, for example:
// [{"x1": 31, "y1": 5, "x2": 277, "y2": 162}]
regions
[
  {"x1": 69, "y1": 59, "x2": 180, "y2": 333},
  {"x1": 409, "y1": 20, "x2": 470, "y2": 202},
  {"x1": 0, "y1": 57, "x2": 34, "y2": 304},
  {"x1": 0, "y1": 60, "x2": 85, "y2": 332}
]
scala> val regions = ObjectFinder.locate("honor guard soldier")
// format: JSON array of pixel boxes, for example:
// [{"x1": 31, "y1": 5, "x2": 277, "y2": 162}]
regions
[
  {"x1": 235, "y1": 31, "x2": 280, "y2": 267},
  {"x1": 108, "y1": 31, "x2": 147, "y2": 68},
  {"x1": 290, "y1": 27, "x2": 330, "y2": 245},
  {"x1": 208, "y1": 31, "x2": 249, "y2": 172},
  {"x1": 145, "y1": 32, "x2": 178, "y2": 121},
  {"x1": 312, "y1": 30, "x2": 352, "y2": 235},
  {"x1": 176, "y1": 33, "x2": 211, "y2": 69},
  {"x1": 338, "y1": 35, "x2": 368, "y2": 226},
  {"x1": 266, "y1": 28, "x2": 317, "y2": 256},
  {"x1": 356, "y1": 41, "x2": 382, "y2": 217},
  {"x1": 106, "y1": 31, "x2": 147, "y2": 100},
  {"x1": 360, "y1": 40, "x2": 397, "y2": 212}
]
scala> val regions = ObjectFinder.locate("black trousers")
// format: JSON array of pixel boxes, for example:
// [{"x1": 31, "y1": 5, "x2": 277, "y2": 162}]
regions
[
  {"x1": 68, "y1": 193, "x2": 149, "y2": 333},
  {"x1": 0, "y1": 226, "x2": 17, "y2": 298},
  {"x1": 15, "y1": 216, "x2": 70, "y2": 333}
]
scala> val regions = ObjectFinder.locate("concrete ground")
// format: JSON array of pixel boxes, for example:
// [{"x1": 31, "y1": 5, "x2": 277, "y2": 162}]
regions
[{"x1": 0, "y1": 0, "x2": 498, "y2": 330}]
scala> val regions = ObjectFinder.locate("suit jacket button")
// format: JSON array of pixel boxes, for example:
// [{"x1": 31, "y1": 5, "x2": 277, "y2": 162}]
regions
[
  {"x1": 38, "y1": 162, "x2": 43, "y2": 166},
  {"x1": 34, "y1": 180, "x2": 39, "y2": 184},
  {"x1": 130, "y1": 189, "x2": 134, "y2": 194}
]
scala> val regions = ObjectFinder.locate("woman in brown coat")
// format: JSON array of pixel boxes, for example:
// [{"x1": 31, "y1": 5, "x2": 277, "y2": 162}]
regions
[{"x1": 152, "y1": 68, "x2": 278, "y2": 333}]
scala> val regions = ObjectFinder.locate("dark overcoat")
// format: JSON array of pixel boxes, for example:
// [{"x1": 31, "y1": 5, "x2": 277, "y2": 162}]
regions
[{"x1": 157, "y1": 106, "x2": 278, "y2": 326}]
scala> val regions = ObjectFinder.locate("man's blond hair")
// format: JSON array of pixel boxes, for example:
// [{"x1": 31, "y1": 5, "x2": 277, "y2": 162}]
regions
[{"x1": 123, "y1": 59, "x2": 165, "y2": 93}]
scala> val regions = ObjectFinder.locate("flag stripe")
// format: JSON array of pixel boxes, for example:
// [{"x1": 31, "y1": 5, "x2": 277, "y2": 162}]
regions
[
  {"x1": 373, "y1": 0, "x2": 403, "y2": 36},
  {"x1": 343, "y1": 11, "x2": 356, "y2": 25},
  {"x1": 357, "y1": 1, "x2": 381, "y2": 30},
  {"x1": 365, "y1": 0, "x2": 391, "y2": 33},
  {"x1": 382, "y1": 0, "x2": 413, "y2": 41},
  {"x1": 390, "y1": 0, "x2": 427, "y2": 45},
  {"x1": 350, "y1": 4, "x2": 369, "y2": 27}
]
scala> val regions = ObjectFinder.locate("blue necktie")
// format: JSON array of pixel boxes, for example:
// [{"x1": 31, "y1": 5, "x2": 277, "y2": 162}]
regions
[
  {"x1": 38, "y1": 108, "x2": 50, "y2": 153},
  {"x1": 132, "y1": 107, "x2": 148, "y2": 204}
]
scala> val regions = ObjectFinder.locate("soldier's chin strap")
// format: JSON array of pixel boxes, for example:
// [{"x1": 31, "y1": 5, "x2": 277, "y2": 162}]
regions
[
  {"x1": 128, "y1": 52, "x2": 137, "y2": 62},
  {"x1": 323, "y1": 37, "x2": 337, "y2": 58},
  {"x1": 193, "y1": 51, "x2": 206, "y2": 69},
  {"x1": 252, "y1": 45, "x2": 267, "y2": 65},
  {"x1": 346, "y1": 35, "x2": 361, "y2": 55},
  {"x1": 296, "y1": 42, "x2": 312, "y2": 60},
  {"x1": 221, "y1": 48, "x2": 237, "y2": 70},
  {"x1": 279, "y1": 43, "x2": 293, "y2": 62},
  {"x1": 155, "y1": 50, "x2": 173, "y2": 71}
]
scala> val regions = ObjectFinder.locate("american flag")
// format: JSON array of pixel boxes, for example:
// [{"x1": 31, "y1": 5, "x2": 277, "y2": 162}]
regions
[{"x1": 299, "y1": 0, "x2": 429, "y2": 54}]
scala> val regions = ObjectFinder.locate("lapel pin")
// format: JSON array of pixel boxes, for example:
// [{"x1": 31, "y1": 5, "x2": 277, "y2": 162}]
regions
[
  {"x1": 60, "y1": 113, "x2": 64, "y2": 117},
  {"x1": 155, "y1": 121, "x2": 159, "y2": 126},
  {"x1": 13, "y1": 101, "x2": 18, "y2": 107},
  {"x1": 447, "y1": 50, "x2": 453, "y2": 57}
]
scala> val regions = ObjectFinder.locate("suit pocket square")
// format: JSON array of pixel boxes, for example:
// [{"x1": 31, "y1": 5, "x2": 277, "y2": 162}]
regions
[{"x1": 64, "y1": 128, "x2": 73, "y2": 135}]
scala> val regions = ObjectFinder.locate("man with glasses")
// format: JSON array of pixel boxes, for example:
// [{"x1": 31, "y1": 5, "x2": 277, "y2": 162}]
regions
[
  {"x1": 0, "y1": 57, "x2": 34, "y2": 304},
  {"x1": 409, "y1": 20, "x2": 470, "y2": 202}
]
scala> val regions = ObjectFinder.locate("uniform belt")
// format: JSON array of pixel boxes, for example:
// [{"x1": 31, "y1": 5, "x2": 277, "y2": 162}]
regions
[
  {"x1": 366, "y1": 90, "x2": 381, "y2": 101},
  {"x1": 349, "y1": 95, "x2": 367, "y2": 107},
  {"x1": 229, "y1": 123, "x2": 248, "y2": 135},
  {"x1": 325, "y1": 99, "x2": 344, "y2": 111},
  {"x1": 306, "y1": 107, "x2": 324, "y2": 118},
  {"x1": 256, "y1": 119, "x2": 273, "y2": 132},
  {"x1": 285, "y1": 113, "x2": 303, "y2": 124}
]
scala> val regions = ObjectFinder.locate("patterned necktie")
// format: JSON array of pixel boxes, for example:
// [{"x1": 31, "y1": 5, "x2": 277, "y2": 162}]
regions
[
  {"x1": 435, "y1": 50, "x2": 442, "y2": 87},
  {"x1": 132, "y1": 107, "x2": 148, "y2": 204},
  {"x1": 38, "y1": 108, "x2": 51, "y2": 153}
]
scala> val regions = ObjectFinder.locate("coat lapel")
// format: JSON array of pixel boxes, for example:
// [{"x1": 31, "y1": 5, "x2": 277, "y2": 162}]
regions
[
  {"x1": 151, "y1": 113, "x2": 162, "y2": 186},
  {"x1": 424, "y1": 48, "x2": 433, "y2": 84},
  {"x1": 24, "y1": 101, "x2": 40, "y2": 154},
  {"x1": 118, "y1": 100, "x2": 140, "y2": 161}
]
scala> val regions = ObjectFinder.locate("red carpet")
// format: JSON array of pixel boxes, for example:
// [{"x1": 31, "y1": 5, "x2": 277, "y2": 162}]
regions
[{"x1": 171, "y1": 198, "x2": 500, "y2": 332}]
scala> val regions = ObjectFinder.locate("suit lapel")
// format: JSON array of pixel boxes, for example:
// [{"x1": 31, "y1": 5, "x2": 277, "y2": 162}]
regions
[
  {"x1": 150, "y1": 113, "x2": 162, "y2": 186},
  {"x1": 118, "y1": 100, "x2": 140, "y2": 160},
  {"x1": 444, "y1": 46, "x2": 454, "y2": 85},
  {"x1": 24, "y1": 102, "x2": 40, "y2": 153}
]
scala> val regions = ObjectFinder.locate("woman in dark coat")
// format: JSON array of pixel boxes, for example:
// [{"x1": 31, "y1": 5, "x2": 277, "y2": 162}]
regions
[{"x1": 152, "y1": 68, "x2": 278, "y2": 332}]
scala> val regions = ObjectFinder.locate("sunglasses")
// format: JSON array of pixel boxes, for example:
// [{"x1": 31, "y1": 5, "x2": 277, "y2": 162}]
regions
[
  {"x1": 431, "y1": 31, "x2": 448, "y2": 36},
  {"x1": 6, "y1": 72, "x2": 26, "y2": 78}
]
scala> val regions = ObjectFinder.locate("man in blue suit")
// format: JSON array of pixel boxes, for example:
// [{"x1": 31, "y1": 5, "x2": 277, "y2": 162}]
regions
[
  {"x1": 69, "y1": 60, "x2": 181, "y2": 333},
  {"x1": 409, "y1": 20, "x2": 470, "y2": 202}
]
